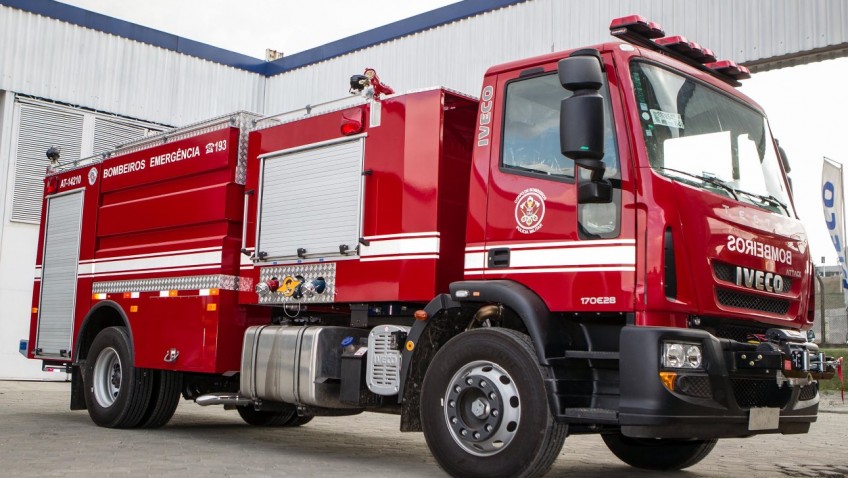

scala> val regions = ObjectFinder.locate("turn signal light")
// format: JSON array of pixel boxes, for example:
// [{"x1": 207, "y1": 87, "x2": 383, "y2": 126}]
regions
[{"x1": 659, "y1": 371, "x2": 678, "y2": 391}]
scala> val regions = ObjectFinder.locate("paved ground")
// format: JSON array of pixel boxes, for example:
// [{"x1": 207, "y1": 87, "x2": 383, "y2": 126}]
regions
[{"x1": 0, "y1": 381, "x2": 846, "y2": 477}]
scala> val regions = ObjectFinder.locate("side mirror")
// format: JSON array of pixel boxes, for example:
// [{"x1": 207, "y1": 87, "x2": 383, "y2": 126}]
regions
[{"x1": 558, "y1": 51, "x2": 611, "y2": 203}]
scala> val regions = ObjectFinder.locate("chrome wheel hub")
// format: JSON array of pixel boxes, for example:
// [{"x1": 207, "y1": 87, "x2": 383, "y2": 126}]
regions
[{"x1": 443, "y1": 361, "x2": 521, "y2": 456}]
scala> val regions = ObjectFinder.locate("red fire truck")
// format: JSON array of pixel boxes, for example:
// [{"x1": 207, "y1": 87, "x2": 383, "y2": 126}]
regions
[{"x1": 27, "y1": 16, "x2": 837, "y2": 478}]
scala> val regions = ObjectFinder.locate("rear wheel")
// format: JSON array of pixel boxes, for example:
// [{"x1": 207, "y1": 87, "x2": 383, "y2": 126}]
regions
[
  {"x1": 136, "y1": 370, "x2": 182, "y2": 428},
  {"x1": 602, "y1": 433, "x2": 718, "y2": 470},
  {"x1": 421, "y1": 328, "x2": 566, "y2": 478},
  {"x1": 83, "y1": 326, "x2": 153, "y2": 428}
]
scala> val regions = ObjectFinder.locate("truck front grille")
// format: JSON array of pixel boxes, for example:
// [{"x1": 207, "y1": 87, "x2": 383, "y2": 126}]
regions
[
  {"x1": 716, "y1": 288, "x2": 790, "y2": 315},
  {"x1": 712, "y1": 261, "x2": 792, "y2": 292},
  {"x1": 731, "y1": 378, "x2": 792, "y2": 409}
]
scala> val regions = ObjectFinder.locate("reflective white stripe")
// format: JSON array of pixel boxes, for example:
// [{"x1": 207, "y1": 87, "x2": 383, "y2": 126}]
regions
[
  {"x1": 466, "y1": 239, "x2": 635, "y2": 252},
  {"x1": 466, "y1": 266, "x2": 636, "y2": 275},
  {"x1": 87, "y1": 246, "x2": 222, "y2": 263},
  {"x1": 240, "y1": 252, "x2": 253, "y2": 267},
  {"x1": 360, "y1": 237, "x2": 440, "y2": 257},
  {"x1": 464, "y1": 252, "x2": 486, "y2": 270},
  {"x1": 77, "y1": 250, "x2": 222, "y2": 278},
  {"x1": 78, "y1": 263, "x2": 94, "y2": 276},
  {"x1": 511, "y1": 245, "x2": 634, "y2": 268},
  {"x1": 463, "y1": 243, "x2": 635, "y2": 272},
  {"x1": 34, "y1": 267, "x2": 42, "y2": 280},
  {"x1": 363, "y1": 232, "x2": 440, "y2": 241},
  {"x1": 81, "y1": 264, "x2": 222, "y2": 278},
  {"x1": 360, "y1": 254, "x2": 439, "y2": 262}
]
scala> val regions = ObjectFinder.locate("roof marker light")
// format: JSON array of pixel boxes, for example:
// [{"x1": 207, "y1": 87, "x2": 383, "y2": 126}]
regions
[
  {"x1": 654, "y1": 37, "x2": 718, "y2": 64},
  {"x1": 706, "y1": 60, "x2": 752, "y2": 80},
  {"x1": 609, "y1": 15, "x2": 665, "y2": 38}
]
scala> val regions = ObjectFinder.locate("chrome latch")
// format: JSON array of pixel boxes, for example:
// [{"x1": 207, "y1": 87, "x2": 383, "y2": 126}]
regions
[{"x1": 163, "y1": 348, "x2": 180, "y2": 363}]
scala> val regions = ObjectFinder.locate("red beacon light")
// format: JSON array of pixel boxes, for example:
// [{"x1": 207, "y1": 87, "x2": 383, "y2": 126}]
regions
[
  {"x1": 609, "y1": 15, "x2": 665, "y2": 38},
  {"x1": 654, "y1": 37, "x2": 718, "y2": 64},
  {"x1": 706, "y1": 60, "x2": 752, "y2": 80}
]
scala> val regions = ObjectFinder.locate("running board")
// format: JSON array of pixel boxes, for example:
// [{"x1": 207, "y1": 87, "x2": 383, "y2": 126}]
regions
[{"x1": 559, "y1": 408, "x2": 619, "y2": 424}]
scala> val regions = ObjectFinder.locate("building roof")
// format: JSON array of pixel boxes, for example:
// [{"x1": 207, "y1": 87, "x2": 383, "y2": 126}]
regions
[{"x1": 0, "y1": 0, "x2": 525, "y2": 76}]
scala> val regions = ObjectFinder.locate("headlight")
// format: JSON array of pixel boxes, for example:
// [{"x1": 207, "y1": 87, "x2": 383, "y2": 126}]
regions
[{"x1": 662, "y1": 342, "x2": 703, "y2": 369}]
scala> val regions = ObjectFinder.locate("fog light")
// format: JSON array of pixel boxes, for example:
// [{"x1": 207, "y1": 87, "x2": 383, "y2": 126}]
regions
[
  {"x1": 663, "y1": 342, "x2": 703, "y2": 369},
  {"x1": 685, "y1": 345, "x2": 703, "y2": 369}
]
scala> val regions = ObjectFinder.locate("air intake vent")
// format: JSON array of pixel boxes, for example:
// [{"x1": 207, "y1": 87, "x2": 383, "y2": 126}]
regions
[
  {"x1": 716, "y1": 288, "x2": 790, "y2": 315},
  {"x1": 664, "y1": 228, "x2": 677, "y2": 299},
  {"x1": 366, "y1": 325, "x2": 410, "y2": 396}
]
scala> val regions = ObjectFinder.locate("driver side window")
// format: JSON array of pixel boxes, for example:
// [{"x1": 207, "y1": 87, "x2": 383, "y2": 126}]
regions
[{"x1": 501, "y1": 74, "x2": 574, "y2": 179}]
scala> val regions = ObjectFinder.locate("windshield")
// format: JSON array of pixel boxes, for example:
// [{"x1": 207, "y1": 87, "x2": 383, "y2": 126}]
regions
[{"x1": 630, "y1": 61, "x2": 793, "y2": 216}]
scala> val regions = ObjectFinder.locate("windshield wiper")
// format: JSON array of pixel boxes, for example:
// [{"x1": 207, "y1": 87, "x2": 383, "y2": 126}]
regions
[
  {"x1": 655, "y1": 167, "x2": 738, "y2": 200},
  {"x1": 732, "y1": 189, "x2": 790, "y2": 215}
]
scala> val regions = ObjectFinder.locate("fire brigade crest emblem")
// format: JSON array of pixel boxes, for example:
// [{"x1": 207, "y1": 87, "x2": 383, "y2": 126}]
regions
[{"x1": 514, "y1": 188, "x2": 546, "y2": 234}]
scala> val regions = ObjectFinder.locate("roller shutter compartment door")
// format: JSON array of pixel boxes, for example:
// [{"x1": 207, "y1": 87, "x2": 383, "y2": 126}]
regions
[{"x1": 35, "y1": 190, "x2": 84, "y2": 358}]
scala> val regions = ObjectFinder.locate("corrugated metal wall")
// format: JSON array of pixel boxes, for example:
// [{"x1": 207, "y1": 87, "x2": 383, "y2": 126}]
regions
[
  {"x1": 264, "y1": 0, "x2": 848, "y2": 113},
  {"x1": 2, "y1": 0, "x2": 847, "y2": 123},
  {"x1": 0, "y1": 5, "x2": 265, "y2": 125}
]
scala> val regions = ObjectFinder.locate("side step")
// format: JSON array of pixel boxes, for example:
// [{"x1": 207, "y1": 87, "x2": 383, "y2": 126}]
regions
[
  {"x1": 547, "y1": 350, "x2": 620, "y2": 364},
  {"x1": 559, "y1": 407, "x2": 618, "y2": 424}
]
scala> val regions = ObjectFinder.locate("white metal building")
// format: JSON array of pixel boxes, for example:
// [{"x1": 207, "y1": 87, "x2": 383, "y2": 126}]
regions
[{"x1": 1, "y1": 0, "x2": 847, "y2": 379}]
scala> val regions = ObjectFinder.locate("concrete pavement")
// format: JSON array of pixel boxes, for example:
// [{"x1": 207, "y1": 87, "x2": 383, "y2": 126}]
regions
[{"x1": 0, "y1": 381, "x2": 846, "y2": 477}]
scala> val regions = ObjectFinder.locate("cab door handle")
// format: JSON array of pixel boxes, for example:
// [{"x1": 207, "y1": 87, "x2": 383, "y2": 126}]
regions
[{"x1": 487, "y1": 248, "x2": 511, "y2": 268}]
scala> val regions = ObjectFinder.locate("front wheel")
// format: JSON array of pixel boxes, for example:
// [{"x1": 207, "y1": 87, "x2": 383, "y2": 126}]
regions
[
  {"x1": 82, "y1": 326, "x2": 153, "y2": 428},
  {"x1": 602, "y1": 433, "x2": 718, "y2": 470},
  {"x1": 421, "y1": 328, "x2": 566, "y2": 478}
]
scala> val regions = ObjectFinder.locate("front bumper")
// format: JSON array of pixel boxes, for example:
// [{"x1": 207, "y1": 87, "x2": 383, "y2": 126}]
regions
[{"x1": 619, "y1": 326, "x2": 820, "y2": 439}]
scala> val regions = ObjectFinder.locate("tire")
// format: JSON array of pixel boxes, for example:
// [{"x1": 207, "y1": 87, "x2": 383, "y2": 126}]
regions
[
  {"x1": 282, "y1": 413, "x2": 314, "y2": 427},
  {"x1": 237, "y1": 405, "x2": 297, "y2": 426},
  {"x1": 82, "y1": 326, "x2": 154, "y2": 428},
  {"x1": 136, "y1": 370, "x2": 182, "y2": 428},
  {"x1": 421, "y1": 328, "x2": 567, "y2": 478},
  {"x1": 602, "y1": 433, "x2": 718, "y2": 470}
]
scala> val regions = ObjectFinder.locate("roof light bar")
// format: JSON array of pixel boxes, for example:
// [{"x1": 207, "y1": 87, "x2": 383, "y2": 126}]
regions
[{"x1": 610, "y1": 15, "x2": 748, "y2": 86}]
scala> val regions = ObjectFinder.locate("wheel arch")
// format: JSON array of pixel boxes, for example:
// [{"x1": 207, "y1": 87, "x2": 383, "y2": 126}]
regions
[
  {"x1": 399, "y1": 281, "x2": 567, "y2": 431},
  {"x1": 74, "y1": 300, "x2": 133, "y2": 363},
  {"x1": 448, "y1": 280, "x2": 568, "y2": 365}
]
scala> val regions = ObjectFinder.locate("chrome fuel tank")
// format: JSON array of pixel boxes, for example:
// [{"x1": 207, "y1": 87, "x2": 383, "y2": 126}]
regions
[{"x1": 240, "y1": 325, "x2": 368, "y2": 409}]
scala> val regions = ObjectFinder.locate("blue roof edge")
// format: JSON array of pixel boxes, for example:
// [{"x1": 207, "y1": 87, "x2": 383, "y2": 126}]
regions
[{"x1": 0, "y1": 0, "x2": 526, "y2": 77}]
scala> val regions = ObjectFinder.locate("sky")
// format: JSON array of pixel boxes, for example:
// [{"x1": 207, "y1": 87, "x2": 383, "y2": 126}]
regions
[
  {"x1": 54, "y1": 0, "x2": 848, "y2": 267},
  {"x1": 56, "y1": 0, "x2": 460, "y2": 59}
]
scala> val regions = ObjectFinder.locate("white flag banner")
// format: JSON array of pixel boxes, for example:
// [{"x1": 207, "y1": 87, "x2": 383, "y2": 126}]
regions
[{"x1": 821, "y1": 157, "x2": 848, "y2": 306}]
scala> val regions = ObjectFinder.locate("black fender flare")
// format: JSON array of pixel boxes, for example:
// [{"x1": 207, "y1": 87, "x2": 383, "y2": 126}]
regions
[
  {"x1": 449, "y1": 280, "x2": 566, "y2": 365},
  {"x1": 73, "y1": 300, "x2": 133, "y2": 363}
]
